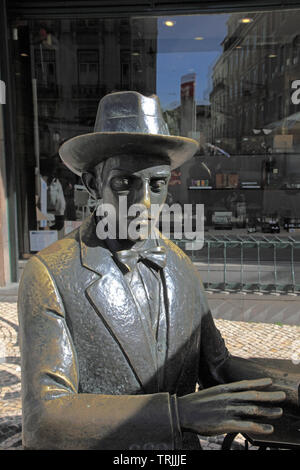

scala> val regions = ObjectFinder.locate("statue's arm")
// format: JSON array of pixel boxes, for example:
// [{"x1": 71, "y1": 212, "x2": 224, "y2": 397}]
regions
[
  {"x1": 18, "y1": 256, "x2": 180, "y2": 450},
  {"x1": 217, "y1": 355, "x2": 300, "y2": 407},
  {"x1": 198, "y1": 300, "x2": 299, "y2": 407}
]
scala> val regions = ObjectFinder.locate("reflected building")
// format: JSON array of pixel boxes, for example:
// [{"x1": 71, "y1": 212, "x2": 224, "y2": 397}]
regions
[
  {"x1": 210, "y1": 10, "x2": 300, "y2": 154},
  {"x1": 196, "y1": 104, "x2": 212, "y2": 149},
  {"x1": 30, "y1": 18, "x2": 157, "y2": 159},
  {"x1": 11, "y1": 17, "x2": 157, "y2": 256}
]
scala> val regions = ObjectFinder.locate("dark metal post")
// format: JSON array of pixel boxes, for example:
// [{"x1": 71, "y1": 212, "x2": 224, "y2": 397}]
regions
[{"x1": 0, "y1": 0, "x2": 19, "y2": 282}]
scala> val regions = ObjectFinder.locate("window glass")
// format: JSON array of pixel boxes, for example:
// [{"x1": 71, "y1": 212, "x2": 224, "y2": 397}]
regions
[{"x1": 10, "y1": 9, "x2": 300, "y2": 292}]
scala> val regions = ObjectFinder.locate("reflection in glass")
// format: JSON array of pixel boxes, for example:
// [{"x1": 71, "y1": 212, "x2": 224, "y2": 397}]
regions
[{"x1": 9, "y1": 10, "x2": 300, "y2": 279}]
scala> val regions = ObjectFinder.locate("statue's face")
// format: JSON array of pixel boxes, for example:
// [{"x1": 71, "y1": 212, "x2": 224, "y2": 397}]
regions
[{"x1": 96, "y1": 155, "x2": 171, "y2": 241}]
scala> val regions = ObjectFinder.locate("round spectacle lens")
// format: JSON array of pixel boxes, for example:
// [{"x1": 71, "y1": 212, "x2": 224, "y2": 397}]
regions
[
  {"x1": 110, "y1": 176, "x2": 132, "y2": 192},
  {"x1": 150, "y1": 178, "x2": 167, "y2": 192}
]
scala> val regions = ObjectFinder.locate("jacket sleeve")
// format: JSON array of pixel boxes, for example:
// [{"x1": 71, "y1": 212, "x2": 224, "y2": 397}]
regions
[
  {"x1": 196, "y1": 273, "x2": 230, "y2": 389},
  {"x1": 198, "y1": 310, "x2": 231, "y2": 388},
  {"x1": 18, "y1": 255, "x2": 181, "y2": 450}
]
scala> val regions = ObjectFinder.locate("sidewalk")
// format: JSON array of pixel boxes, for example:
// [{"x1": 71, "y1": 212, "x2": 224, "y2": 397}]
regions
[{"x1": 0, "y1": 297, "x2": 300, "y2": 450}]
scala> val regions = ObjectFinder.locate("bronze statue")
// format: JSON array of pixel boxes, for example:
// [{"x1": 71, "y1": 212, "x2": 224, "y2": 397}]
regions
[{"x1": 18, "y1": 91, "x2": 299, "y2": 450}]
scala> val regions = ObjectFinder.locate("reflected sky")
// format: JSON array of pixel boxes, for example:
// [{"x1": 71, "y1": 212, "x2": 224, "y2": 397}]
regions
[{"x1": 156, "y1": 14, "x2": 229, "y2": 109}]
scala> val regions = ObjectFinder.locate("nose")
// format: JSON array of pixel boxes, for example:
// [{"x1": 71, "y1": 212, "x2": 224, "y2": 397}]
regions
[{"x1": 140, "y1": 179, "x2": 151, "y2": 210}]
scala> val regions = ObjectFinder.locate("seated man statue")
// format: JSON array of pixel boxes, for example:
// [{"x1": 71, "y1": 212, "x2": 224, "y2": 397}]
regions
[{"x1": 18, "y1": 91, "x2": 297, "y2": 450}]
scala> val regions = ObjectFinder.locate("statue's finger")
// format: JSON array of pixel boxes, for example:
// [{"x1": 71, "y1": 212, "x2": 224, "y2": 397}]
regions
[
  {"x1": 229, "y1": 405, "x2": 283, "y2": 419},
  {"x1": 229, "y1": 390, "x2": 286, "y2": 403},
  {"x1": 203, "y1": 378, "x2": 273, "y2": 397},
  {"x1": 223, "y1": 419, "x2": 274, "y2": 435}
]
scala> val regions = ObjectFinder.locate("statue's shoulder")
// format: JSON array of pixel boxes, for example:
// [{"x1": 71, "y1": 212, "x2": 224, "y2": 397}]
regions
[
  {"x1": 160, "y1": 234, "x2": 195, "y2": 270},
  {"x1": 160, "y1": 235, "x2": 205, "y2": 293},
  {"x1": 34, "y1": 226, "x2": 81, "y2": 272}
]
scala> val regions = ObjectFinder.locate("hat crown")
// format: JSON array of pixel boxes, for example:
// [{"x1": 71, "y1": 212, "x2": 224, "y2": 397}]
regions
[{"x1": 94, "y1": 91, "x2": 170, "y2": 136}]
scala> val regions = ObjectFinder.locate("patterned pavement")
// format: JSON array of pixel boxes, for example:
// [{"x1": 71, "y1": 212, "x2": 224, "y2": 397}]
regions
[
  {"x1": 0, "y1": 300, "x2": 22, "y2": 450},
  {"x1": 0, "y1": 298, "x2": 299, "y2": 450}
]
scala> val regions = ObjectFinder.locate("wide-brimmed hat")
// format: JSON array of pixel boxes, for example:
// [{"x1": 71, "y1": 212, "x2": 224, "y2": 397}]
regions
[{"x1": 59, "y1": 91, "x2": 199, "y2": 175}]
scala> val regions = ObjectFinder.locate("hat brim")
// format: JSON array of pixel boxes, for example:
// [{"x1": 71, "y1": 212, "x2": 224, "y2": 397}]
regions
[{"x1": 59, "y1": 132, "x2": 199, "y2": 176}]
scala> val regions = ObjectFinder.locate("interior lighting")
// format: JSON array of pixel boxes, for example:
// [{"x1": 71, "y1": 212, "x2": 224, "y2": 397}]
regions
[{"x1": 240, "y1": 18, "x2": 253, "y2": 24}]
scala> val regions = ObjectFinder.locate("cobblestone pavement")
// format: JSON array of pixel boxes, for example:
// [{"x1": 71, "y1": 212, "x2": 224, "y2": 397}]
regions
[
  {"x1": 0, "y1": 299, "x2": 299, "y2": 451},
  {"x1": 0, "y1": 300, "x2": 22, "y2": 451}
]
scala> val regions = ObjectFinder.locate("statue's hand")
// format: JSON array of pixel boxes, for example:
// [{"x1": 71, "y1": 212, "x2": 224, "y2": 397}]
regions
[{"x1": 177, "y1": 378, "x2": 286, "y2": 436}]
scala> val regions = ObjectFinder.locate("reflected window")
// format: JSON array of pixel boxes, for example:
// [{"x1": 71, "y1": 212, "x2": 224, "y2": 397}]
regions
[
  {"x1": 34, "y1": 48, "x2": 57, "y2": 87},
  {"x1": 78, "y1": 50, "x2": 99, "y2": 86}
]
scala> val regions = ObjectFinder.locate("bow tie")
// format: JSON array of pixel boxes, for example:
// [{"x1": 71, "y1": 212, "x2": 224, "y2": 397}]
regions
[{"x1": 115, "y1": 246, "x2": 167, "y2": 271}]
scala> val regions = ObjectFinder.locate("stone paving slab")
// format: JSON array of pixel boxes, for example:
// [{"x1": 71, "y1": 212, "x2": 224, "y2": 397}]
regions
[{"x1": 0, "y1": 301, "x2": 299, "y2": 450}]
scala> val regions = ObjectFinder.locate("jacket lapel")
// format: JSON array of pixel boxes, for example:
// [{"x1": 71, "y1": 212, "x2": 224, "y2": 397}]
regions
[{"x1": 79, "y1": 216, "x2": 159, "y2": 393}]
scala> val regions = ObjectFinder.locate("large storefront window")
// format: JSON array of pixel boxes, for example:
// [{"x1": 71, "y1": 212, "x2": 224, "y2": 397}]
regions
[{"x1": 10, "y1": 9, "x2": 300, "y2": 292}]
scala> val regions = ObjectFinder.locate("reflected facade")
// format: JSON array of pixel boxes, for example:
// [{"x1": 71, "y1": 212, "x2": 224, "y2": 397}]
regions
[{"x1": 9, "y1": 9, "x2": 300, "y2": 292}]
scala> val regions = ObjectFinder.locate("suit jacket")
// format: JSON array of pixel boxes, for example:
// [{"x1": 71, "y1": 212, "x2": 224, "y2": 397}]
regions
[{"x1": 18, "y1": 214, "x2": 229, "y2": 450}]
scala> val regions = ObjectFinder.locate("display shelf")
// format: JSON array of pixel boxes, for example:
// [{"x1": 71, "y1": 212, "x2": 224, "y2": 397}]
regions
[
  {"x1": 188, "y1": 186, "x2": 260, "y2": 190},
  {"x1": 188, "y1": 186, "x2": 213, "y2": 189},
  {"x1": 188, "y1": 186, "x2": 300, "y2": 190}
]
